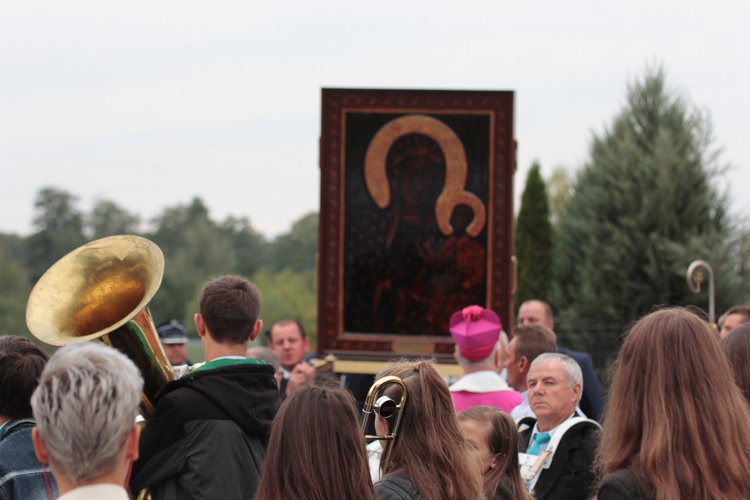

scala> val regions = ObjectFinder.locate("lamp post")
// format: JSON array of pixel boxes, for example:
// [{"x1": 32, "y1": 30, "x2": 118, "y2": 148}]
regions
[{"x1": 686, "y1": 260, "x2": 715, "y2": 325}]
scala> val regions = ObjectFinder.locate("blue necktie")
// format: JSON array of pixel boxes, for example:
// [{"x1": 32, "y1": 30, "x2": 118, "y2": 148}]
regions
[{"x1": 527, "y1": 432, "x2": 550, "y2": 455}]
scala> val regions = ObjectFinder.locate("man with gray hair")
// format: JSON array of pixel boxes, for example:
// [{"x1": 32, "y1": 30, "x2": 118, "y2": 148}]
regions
[
  {"x1": 30, "y1": 342, "x2": 143, "y2": 500},
  {"x1": 518, "y1": 353, "x2": 600, "y2": 500}
]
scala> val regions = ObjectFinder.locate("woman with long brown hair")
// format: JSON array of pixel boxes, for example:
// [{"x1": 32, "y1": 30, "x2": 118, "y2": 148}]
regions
[
  {"x1": 255, "y1": 382, "x2": 376, "y2": 500},
  {"x1": 458, "y1": 406, "x2": 532, "y2": 500},
  {"x1": 597, "y1": 308, "x2": 750, "y2": 499},
  {"x1": 370, "y1": 359, "x2": 483, "y2": 500}
]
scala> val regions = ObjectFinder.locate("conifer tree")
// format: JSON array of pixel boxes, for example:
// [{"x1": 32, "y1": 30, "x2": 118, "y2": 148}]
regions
[
  {"x1": 554, "y1": 66, "x2": 745, "y2": 321},
  {"x1": 515, "y1": 162, "x2": 554, "y2": 308}
]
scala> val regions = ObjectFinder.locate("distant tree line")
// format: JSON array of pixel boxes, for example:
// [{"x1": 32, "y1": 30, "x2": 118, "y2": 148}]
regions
[{"x1": 0, "y1": 191, "x2": 318, "y2": 346}]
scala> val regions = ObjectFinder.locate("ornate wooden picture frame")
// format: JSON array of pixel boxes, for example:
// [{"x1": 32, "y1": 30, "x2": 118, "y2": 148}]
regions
[{"x1": 318, "y1": 88, "x2": 515, "y2": 364}]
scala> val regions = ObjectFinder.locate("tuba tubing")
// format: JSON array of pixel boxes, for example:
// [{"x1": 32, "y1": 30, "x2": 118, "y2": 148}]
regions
[{"x1": 26, "y1": 235, "x2": 175, "y2": 418}]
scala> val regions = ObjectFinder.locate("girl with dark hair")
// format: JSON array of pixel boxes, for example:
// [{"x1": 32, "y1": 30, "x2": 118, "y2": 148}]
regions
[
  {"x1": 720, "y1": 322, "x2": 750, "y2": 406},
  {"x1": 597, "y1": 308, "x2": 750, "y2": 499},
  {"x1": 255, "y1": 383, "x2": 376, "y2": 500},
  {"x1": 0, "y1": 336, "x2": 57, "y2": 500},
  {"x1": 371, "y1": 360, "x2": 482, "y2": 500},
  {"x1": 458, "y1": 406, "x2": 532, "y2": 500}
]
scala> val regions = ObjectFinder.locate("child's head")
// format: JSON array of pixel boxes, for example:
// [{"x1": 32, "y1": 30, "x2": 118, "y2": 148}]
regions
[{"x1": 458, "y1": 406, "x2": 530, "y2": 500}]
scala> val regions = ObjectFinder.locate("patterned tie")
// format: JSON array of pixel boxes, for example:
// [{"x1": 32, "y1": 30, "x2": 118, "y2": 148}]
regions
[{"x1": 527, "y1": 432, "x2": 551, "y2": 455}]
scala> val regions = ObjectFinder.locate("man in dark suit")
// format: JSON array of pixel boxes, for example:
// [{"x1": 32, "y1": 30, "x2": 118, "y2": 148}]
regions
[
  {"x1": 519, "y1": 353, "x2": 600, "y2": 500},
  {"x1": 517, "y1": 300, "x2": 604, "y2": 421}
]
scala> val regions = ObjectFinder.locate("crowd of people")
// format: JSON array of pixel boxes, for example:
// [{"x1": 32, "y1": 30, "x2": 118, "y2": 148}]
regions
[{"x1": 3, "y1": 275, "x2": 750, "y2": 499}]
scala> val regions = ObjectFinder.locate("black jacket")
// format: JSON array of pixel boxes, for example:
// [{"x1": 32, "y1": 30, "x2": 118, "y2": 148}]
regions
[
  {"x1": 597, "y1": 468, "x2": 655, "y2": 500},
  {"x1": 519, "y1": 420, "x2": 600, "y2": 500},
  {"x1": 130, "y1": 362, "x2": 280, "y2": 500},
  {"x1": 375, "y1": 476, "x2": 420, "y2": 500}
]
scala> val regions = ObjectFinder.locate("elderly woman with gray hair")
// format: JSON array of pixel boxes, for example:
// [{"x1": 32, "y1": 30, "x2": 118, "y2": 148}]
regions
[{"x1": 30, "y1": 342, "x2": 143, "y2": 500}]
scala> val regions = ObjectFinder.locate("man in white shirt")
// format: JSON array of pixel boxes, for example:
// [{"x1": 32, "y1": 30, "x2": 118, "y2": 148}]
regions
[{"x1": 268, "y1": 319, "x2": 316, "y2": 398}]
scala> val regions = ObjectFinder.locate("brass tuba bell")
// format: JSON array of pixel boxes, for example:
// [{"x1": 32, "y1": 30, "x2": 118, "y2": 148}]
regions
[{"x1": 26, "y1": 235, "x2": 175, "y2": 418}]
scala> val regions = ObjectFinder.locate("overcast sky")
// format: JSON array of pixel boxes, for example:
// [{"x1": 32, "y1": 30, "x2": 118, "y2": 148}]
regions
[{"x1": 2, "y1": 1, "x2": 748, "y2": 239}]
